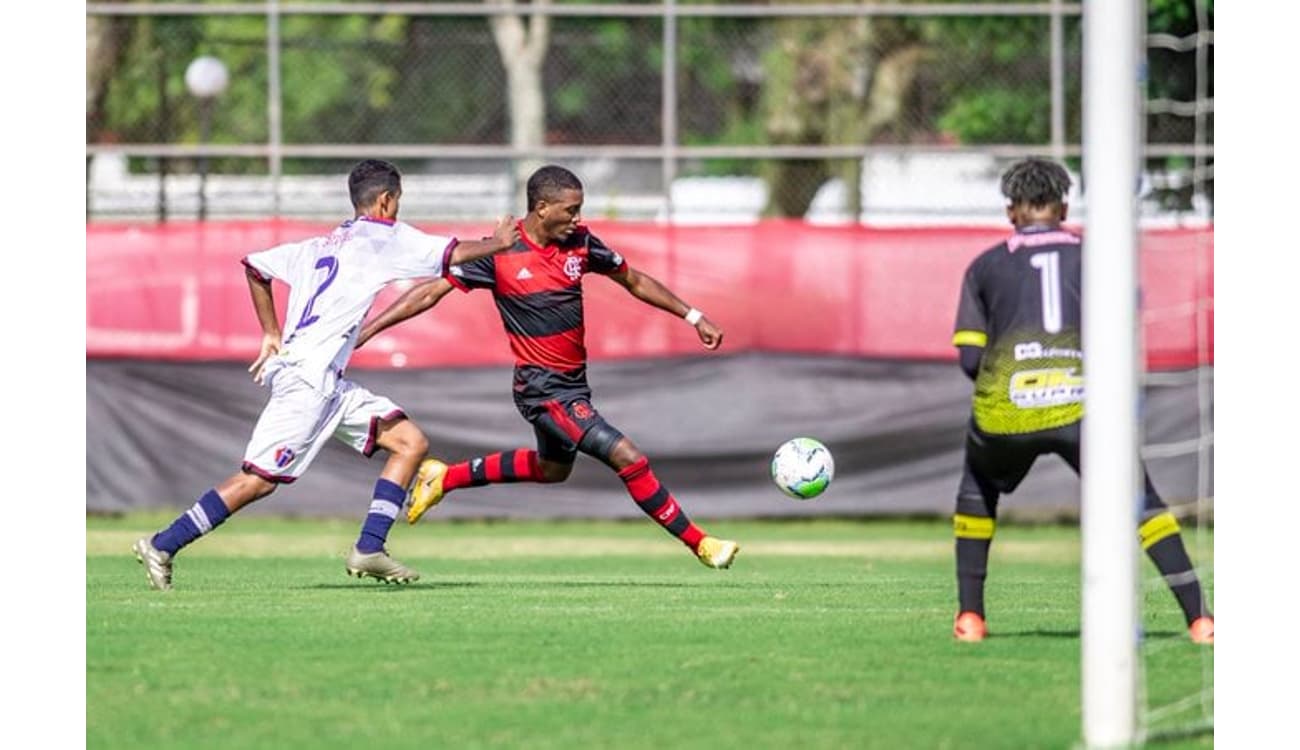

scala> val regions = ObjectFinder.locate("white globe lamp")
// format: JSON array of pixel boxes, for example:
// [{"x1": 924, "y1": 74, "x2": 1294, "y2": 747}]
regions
[
  {"x1": 185, "y1": 56, "x2": 229, "y2": 99},
  {"x1": 185, "y1": 56, "x2": 229, "y2": 220}
]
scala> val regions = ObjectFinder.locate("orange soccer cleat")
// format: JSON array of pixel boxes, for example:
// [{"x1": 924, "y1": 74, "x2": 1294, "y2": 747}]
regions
[
  {"x1": 1188, "y1": 616, "x2": 1214, "y2": 645},
  {"x1": 953, "y1": 611, "x2": 988, "y2": 642}
]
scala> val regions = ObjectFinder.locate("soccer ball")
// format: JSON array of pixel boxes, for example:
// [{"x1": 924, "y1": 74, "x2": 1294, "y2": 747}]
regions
[{"x1": 770, "y1": 437, "x2": 835, "y2": 500}]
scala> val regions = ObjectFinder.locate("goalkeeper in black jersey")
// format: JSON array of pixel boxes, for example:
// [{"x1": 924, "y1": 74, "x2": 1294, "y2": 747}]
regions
[{"x1": 949, "y1": 158, "x2": 1212, "y2": 644}]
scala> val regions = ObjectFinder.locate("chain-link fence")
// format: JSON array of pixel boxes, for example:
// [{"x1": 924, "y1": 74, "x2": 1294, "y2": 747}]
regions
[{"x1": 86, "y1": 1, "x2": 1212, "y2": 223}]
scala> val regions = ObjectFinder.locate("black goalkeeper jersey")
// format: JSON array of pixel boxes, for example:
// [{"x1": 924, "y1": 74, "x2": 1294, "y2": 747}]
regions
[{"x1": 952, "y1": 224, "x2": 1084, "y2": 435}]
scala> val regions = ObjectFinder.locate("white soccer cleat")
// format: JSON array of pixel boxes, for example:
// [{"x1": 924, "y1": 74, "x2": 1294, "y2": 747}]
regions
[
  {"x1": 345, "y1": 547, "x2": 420, "y2": 584},
  {"x1": 133, "y1": 537, "x2": 174, "y2": 591}
]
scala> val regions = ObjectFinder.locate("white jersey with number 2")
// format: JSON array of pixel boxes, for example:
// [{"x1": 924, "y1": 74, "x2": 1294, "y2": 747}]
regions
[{"x1": 242, "y1": 216, "x2": 456, "y2": 394}]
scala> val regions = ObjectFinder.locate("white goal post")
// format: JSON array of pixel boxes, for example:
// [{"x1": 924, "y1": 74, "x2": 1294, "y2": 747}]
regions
[{"x1": 1081, "y1": 0, "x2": 1144, "y2": 746}]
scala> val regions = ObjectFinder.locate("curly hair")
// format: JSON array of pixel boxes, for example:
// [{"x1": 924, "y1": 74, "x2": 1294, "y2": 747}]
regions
[{"x1": 1000, "y1": 158, "x2": 1072, "y2": 207}]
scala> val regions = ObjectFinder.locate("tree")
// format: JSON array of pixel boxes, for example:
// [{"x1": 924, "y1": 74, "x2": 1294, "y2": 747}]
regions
[
  {"x1": 487, "y1": 0, "x2": 551, "y2": 192},
  {"x1": 87, "y1": 14, "x2": 132, "y2": 141},
  {"x1": 759, "y1": 14, "x2": 926, "y2": 217}
]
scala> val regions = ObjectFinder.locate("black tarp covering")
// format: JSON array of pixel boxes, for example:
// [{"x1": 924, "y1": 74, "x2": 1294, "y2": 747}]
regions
[{"x1": 87, "y1": 355, "x2": 1211, "y2": 520}]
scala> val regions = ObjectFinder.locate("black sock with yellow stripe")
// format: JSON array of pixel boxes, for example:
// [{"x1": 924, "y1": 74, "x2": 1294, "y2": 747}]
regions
[
  {"x1": 954, "y1": 512, "x2": 996, "y2": 617},
  {"x1": 1139, "y1": 510, "x2": 1209, "y2": 626}
]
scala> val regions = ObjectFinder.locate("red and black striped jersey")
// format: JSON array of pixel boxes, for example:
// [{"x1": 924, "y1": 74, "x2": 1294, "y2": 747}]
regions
[{"x1": 445, "y1": 223, "x2": 628, "y2": 373}]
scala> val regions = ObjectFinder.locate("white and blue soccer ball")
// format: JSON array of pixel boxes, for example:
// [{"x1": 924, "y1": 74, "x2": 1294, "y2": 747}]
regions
[{"x1": 770, "y1": 437, "x2": 835, "y2": 500}]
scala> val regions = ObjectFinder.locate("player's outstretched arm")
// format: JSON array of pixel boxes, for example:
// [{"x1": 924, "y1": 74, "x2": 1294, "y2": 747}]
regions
[
  {"x1": 609, "y1": 266, "x2": 723, "y2": 350},
  {"x1": 357, "y1": 278, "x2": 455, "y2": 348},
  {"x1": 245, "y1": 268, "x2": 283, "y2": 384},
  {"x1": 446, "y1": 215, "x2": 519, "y2": 266}
]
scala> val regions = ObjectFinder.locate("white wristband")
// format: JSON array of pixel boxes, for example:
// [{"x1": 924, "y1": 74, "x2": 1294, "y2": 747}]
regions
[{"x1": 684, "y1": 308, "x2": 703, "y2": 326}]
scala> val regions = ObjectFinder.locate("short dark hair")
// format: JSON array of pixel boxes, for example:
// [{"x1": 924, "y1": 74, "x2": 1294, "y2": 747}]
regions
[
  {"x1": 1000, "y1": 158, "x2": 1072, "y2": 207},
  {"x1": 348, "y1": 159, "x2": 402, "y2": 209},
  {"x1": 526, "y1": 165, "x2": 583, "y2": 211}
]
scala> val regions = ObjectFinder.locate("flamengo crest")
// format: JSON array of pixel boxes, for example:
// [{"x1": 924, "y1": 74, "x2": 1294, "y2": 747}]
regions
[{"x1": 563, "y1": 255, "x2": 583, "y2": 280}]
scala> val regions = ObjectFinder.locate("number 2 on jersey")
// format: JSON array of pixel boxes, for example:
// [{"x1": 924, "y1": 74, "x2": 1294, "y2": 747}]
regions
[
  {"x1": 1029, "y1": 251, "x2": 1062, "y2": 334},
  {"x1": 294, "y1": 256, "x2": 339, "y2": 331}
]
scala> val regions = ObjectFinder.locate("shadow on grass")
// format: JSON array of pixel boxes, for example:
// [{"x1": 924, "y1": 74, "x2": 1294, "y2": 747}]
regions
[
  {"x1": 995, "y1": 628, "x2": 1184, "y2": 640},
  {"x1": 1140, "y1": 630, "x2": 1188, "y2": 641},
  {"x1": 501, "y1": 580, "x2": 870, "y2": 590},
  {"x1": 996, "y1": 628, "x2": 1081, "y2": 639},
  {"x1": 546, "y1": 580, "x2": 861, "y2": 589},
  {"x1": 298, "y1": 581, "x2": 698, "y2": 591},
  {"x1": 299, "y1": 582, "x2": 481, "y2": 591},
  {"x1": 297, "y1": 579, "x2": 851, "y2": 591}
]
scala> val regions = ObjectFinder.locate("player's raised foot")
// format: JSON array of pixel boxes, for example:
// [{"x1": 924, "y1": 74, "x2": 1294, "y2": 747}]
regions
[
  {"x1": 132, "y1": 537, "x2": 173, "y2": 591},
  {"x1": 953, "y1": 611, "x2": 987, "y2": 642},
  {"x1": 407, "y1": 458, "x2": 448, "y2": 524},
  {"x1": 1188, "y1": 616, "x2": 1214, "y2": 645},
  {"x1": 345, "y1": 547, "x2": 420, "y2": 584},
  {"x1": 696, "y1": 537, "x2": 740, "y2": 569}
]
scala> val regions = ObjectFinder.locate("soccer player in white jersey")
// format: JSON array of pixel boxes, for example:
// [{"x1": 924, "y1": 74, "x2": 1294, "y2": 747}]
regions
[{"x1": 133, "y1": 159, "x2": 518, "y2": 590}]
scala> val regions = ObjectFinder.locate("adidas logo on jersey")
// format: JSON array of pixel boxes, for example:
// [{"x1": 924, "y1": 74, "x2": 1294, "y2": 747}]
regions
[{"x1": 516, "y1": 267, "x2": 533, "y2": 280}]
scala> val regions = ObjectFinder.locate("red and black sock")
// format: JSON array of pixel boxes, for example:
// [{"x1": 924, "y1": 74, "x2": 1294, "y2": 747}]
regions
[
  {"x1": 617, "y1": 457, "x2": 705, "y2": 552},
  {"x1": 443, "y1": 450, "x2": 547, "y2": 493}
]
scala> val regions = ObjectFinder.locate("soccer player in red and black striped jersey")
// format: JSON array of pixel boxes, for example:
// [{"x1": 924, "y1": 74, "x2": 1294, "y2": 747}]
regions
[
  {"x1": 357, "y1": 165, "x2": 739, "y2": 568},
  {"x1": 949, "y1": 158, "x2": 1212, "y2": 643}
]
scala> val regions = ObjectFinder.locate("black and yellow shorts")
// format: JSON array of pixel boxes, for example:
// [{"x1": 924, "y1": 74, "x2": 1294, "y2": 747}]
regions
[
  {"x1": 959, "y1": 419, "x2": 1082, "y2": 498},
  {"x1": 958, "y1": 418, "x2": 1166, "y2": 517}
]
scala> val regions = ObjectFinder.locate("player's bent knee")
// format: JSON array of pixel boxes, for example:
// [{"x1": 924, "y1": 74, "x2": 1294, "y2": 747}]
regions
[
  {"x1": 609, "y1": 443, "x2": 642, "y2": 470},
  {"x1": 377, "y1": 419, "x2": 428, "y2": 459},
  {"x1": 955, "y1": 494, "x2": 985, "y2": 513},
  {"x1": 224, "y1": 472, "x2": 277, "y2": 509},
  {"x1": 405, "y1": 431, "x2": 429, "y2": 459},
  {"x1": 539, "y1": 460, "x2": 573, "y2": 483},
  {"x1": 955, "y1": 493, "x2": 997, "y2": 518},
  {"x1": 582, "y1": 427, "x2": 633, "y2": 469},
  {"x1": 247, "y1": 473, "x2": 277, "y2": 496}
]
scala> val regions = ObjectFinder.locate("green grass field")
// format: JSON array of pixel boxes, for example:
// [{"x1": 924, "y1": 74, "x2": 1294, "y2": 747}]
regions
[{"x1": 87, "y1": 515, "x2": 1212, "y2": 749}]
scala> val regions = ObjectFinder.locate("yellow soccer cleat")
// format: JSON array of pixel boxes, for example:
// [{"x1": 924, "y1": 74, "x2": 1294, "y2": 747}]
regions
[
  {"x1": 407, "y1": 458, "x2": 448, "y2": 524},
  {"x1": 696, "y1": 536, "x2": 740, "y2": 569}
]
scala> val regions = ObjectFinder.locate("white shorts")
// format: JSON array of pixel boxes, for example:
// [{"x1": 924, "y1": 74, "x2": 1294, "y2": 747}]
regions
[{"x1": 241, "y1": 372, "x2": 406, "y2": 483}]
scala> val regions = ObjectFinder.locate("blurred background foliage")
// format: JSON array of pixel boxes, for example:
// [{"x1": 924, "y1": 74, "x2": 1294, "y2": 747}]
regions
[{"x1": 86, "y1": 1, "x2": 1211, "y2": 216}]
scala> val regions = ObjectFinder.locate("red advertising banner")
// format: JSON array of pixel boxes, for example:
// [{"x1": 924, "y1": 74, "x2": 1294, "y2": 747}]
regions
[{"x1": 87, "y1": 220, "x2": 1212, "y2": 370}]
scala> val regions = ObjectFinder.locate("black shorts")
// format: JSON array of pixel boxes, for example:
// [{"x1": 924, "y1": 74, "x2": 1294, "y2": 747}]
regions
[
  {"x1": 512, "y1": 365, "x2": 624, "y2": 464},
  {"x1": 959, "y1": 418, "x2": 1163, "y2": 513},
  {"x1": 961, "y1": 420, "x2": 1081, "y2": 499}
]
